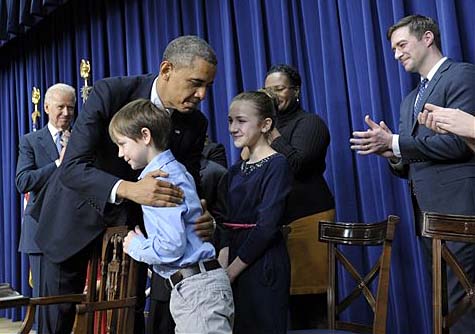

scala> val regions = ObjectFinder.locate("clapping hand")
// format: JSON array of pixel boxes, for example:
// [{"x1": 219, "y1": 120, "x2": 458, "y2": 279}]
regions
[{"x1": 350, "y1": 115, "x2": 395, "y2": 158}]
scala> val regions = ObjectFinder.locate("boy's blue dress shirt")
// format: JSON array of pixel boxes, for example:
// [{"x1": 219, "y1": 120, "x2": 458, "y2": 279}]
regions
[{"x1": 127, "y1": 149, "x2": 215, "y2": 278}]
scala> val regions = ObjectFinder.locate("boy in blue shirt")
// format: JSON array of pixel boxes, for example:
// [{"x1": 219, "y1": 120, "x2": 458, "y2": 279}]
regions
[{"x1": 108, "y1": 98, "x2": 234, "y2": 333}]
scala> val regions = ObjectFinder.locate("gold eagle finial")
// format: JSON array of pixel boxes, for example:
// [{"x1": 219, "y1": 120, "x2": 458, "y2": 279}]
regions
[
  {"x1": 80, "y1": 59, "x2": 92, "y2": 103},
  {"x1": 31, "y1": 87, "x2": 41, "y2": 124}
]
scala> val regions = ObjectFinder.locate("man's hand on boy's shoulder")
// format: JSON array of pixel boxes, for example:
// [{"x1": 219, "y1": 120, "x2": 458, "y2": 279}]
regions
[
  {"x1": 195, "y1": 199, "x2": 216, "y2": 241},
  {"x1": 116, "y1": 169, "x2": 184, "y2": 207}
]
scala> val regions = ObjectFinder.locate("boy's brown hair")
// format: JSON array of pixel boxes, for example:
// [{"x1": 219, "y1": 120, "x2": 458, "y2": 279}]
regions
[{"x1": 109, "y1": 98, "x2": 170, "y2": 151}]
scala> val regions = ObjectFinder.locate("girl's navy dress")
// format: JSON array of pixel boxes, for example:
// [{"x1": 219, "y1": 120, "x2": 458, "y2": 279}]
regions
[{"x1": 222, "y1": 153, "x2": 292, "y2": 333}]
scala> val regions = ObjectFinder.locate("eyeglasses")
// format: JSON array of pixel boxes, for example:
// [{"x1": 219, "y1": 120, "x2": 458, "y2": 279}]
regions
[{"x1": 264, "y1": 85, "x2": 295, "y2": 94}]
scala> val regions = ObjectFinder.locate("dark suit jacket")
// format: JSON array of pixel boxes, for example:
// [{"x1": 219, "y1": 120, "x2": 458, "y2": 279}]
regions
[
  {"x1": 390, "y1": 59, "x2": 475, "y2": 215},
  {"x1": 15, "y1": 126, "x2": 59, "y2": 253},
  {"x1": 202, "y1": 142, "x2": 228, "y2": 169},
  {"x1": 33, "y1": 74, "x2": 207, "y2": 263},
  {"x1": 200, "y1": 158, "x2": 227, "y2": 214}
]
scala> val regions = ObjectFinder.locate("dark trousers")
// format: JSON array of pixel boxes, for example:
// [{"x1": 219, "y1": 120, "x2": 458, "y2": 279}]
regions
[
  {"x1": 39, "y1": 249, "x2": 89, "y2": 334},
  {"x1": 147, "y1": 271, "x2": 175, "y2": 334},
  {"x1": 29, "y1": 253, "x2": 42, "y2": 298},
  {"x1": 288, "y1": 293, "x2": 327, "y2": 330},
  {"x1": 28, "y1": 253, "x2": 42, "y2": 330}
]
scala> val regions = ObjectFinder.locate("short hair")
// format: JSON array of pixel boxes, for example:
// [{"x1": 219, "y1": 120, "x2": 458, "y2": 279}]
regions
[
  {"x1": 109, "y1": 99, "x2": 171, "y2": 151},
  {"x1": 265, "y1": 64, "x2": 302, "y2": 88},
  {"x1": 163, "y1": 35, "x2": 217, "y2": 68},
  {"x1": 387, "y1": 14, "x2": 441, "y2": 51},
  {"x1": 230, "y1": 91, "x2": 277, "y2": 132},
  {"x1": 44, "y1": 83, "x2": 76, "y2": 104}
]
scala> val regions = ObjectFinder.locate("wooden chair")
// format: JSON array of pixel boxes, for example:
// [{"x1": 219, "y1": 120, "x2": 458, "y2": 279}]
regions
[
  {"x1": 421, "y1": 212, "x2": 475, "y2": 334},
  {"x1": 289, "y1": 215, "x2": 399, "y2": 334},
  {"x1": 19, "y1": 294, "x2": 85, "y2": 333},
  {"x1": 0, "y1": 283, "x2": 84, "y2": 333},
  {"x1": 19, "y1": 226, "x2": 138, "y2": 334}
]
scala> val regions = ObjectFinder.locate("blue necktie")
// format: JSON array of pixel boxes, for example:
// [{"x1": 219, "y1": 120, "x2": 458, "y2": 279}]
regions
[
  {"x1": 413, "y1": 78, "x2": 428, "y2": 121},
  {"x1": 55, "y1": 131, "x2": 62, "y2": 153}
]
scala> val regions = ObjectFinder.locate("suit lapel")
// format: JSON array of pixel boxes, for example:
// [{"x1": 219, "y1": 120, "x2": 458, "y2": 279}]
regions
[
  {"x1": 37, "y1": 126, "x2": 59, "y2": 162},
  {"x1": 411, "y1": 59, "x2": 452, "y2": 133},
  {"x1": 407, "y1": 89, "x2": 418, "y2": 133},
  {"x1": 169, "y1": 110, "x2": 185, "y2": 150}
]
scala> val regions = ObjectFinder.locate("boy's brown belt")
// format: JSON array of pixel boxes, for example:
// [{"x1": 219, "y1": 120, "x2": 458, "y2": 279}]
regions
[{"x1": 166, "y1": 259, "x2": 221, "y2": 289}]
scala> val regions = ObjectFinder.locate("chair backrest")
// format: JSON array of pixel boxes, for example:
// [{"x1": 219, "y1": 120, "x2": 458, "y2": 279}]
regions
[
  {"x1": 16, "y1": 226, "x2": 137, "y2": 334},
  {"x1": 75, "y1": 226, "x2": 138, "y2": 334},
  {"x1": 319, "y1": 215, "x2": 399, "y2": 334},
  {"x1": 421, "y1": 212, "x2": 475, "y2": 334}
]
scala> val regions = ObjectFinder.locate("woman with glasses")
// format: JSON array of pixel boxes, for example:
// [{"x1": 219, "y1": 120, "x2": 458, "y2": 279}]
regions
[{"x1": 264, "y1": 64, "x2": 335, "y2": 330}]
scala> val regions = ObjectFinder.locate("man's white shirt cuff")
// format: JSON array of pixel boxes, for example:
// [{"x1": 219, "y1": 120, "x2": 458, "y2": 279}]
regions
[
  {"x1": 392, "y1": 134, "x2": 401, "y2": 158},
  {"x1": 109, "y1": 179, "x2": 124, "y2": 204}
]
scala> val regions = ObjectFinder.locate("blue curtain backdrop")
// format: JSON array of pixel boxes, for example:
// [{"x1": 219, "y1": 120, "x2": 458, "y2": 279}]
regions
[{"x1": 1, "y1": 0, "x2": 474, "y2": 332}]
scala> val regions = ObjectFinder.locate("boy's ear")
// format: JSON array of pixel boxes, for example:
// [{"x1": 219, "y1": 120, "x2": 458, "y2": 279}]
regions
[{"x1": 141, "y1": 127, "x2": 152, "y2": 144}]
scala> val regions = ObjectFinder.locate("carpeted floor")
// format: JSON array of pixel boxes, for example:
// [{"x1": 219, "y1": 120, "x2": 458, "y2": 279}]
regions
[{"x1": 0, "y1": 317, "x2": 35, "y2": 334}]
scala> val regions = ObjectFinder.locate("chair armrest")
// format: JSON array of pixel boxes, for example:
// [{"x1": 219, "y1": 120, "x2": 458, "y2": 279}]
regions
[
  {"x1": 19, "y1": 294, "x2": 86, "y2": 334},
  {"x1": 29, "y1": 294, "x2": 85, "y2": 305},
  {"x1": 76, "y1": 296, "x2": 137, "y2": 314}
]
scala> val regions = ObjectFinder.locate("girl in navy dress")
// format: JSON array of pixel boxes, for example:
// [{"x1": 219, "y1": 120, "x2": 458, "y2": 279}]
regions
[{"x1": 218, "y1": 91, "x2": 292, "y2": 333}]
